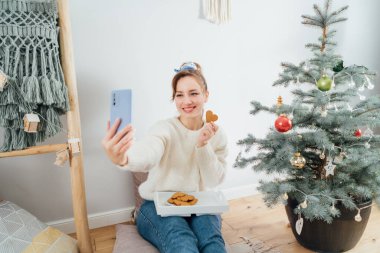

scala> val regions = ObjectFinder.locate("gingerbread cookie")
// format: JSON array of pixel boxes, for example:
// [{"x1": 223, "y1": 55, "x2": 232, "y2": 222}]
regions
[
  {"x1": 206, "y1": 110, "x2": 218, "y2": 123},
  {"x1": 168, "y1": 192, "x2": 198, "y2": 206}
]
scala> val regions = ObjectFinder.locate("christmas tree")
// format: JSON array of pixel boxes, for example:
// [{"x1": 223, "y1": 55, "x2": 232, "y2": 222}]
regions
[{"x1": 235, "y1": 0, "x2": 380, "y2": 224}]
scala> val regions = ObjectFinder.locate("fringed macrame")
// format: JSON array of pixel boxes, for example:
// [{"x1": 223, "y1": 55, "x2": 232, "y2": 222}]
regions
[
  {"x1": 202, "y1": 0, "x2": 231, "y2": 25},
  {"x1": 0, "y1": 0, "x2": 69, "y2": 151}
]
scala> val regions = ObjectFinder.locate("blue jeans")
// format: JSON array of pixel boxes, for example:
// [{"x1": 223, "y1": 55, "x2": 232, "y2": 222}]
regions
[{"x1": 137, "y1": 200, "x2": 226, "y2": 253}]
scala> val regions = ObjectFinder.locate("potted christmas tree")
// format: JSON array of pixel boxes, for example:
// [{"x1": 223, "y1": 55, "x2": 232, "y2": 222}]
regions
[{"x1": 235, "y1": 1, "x2": 380, "y2": 252}]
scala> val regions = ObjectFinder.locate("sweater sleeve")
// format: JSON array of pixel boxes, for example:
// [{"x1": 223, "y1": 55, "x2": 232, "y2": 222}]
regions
[
  {"x1": 118, "y1": 121, "x2": 169, "y2": 172},
  {"x1": 194, "y1": 128, "x2": 228, "y2": 188}
]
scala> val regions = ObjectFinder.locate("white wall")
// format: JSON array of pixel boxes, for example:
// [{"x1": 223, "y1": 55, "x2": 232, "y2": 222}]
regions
[{"x1": 1, "y1": 0, "x2": 379, "y2": 231}]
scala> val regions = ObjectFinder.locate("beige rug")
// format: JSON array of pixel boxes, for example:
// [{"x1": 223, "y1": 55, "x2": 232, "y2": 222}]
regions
[{"x1": 228, "y1": 237, "x2": 281, "y2": 253}]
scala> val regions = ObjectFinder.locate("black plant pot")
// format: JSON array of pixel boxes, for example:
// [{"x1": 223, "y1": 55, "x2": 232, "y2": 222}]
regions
[{"x1": 285, "y1": 198, "x2": 372, "y2": 252}]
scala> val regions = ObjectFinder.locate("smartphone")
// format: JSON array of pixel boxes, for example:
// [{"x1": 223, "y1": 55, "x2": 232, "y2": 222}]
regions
[{"x1": 110, "y1": 89, "x2": 132, "y2": 133}]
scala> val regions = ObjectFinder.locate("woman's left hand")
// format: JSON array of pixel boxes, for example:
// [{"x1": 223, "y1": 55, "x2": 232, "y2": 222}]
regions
[{"x1": 197, "y1": 122, "x2": 218, "y2": 148}]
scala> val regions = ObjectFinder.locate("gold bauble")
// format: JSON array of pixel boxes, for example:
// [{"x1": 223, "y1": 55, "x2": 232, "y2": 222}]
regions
[{"x1": 290, "y1": 152, "x2": 306, "y2": 169}]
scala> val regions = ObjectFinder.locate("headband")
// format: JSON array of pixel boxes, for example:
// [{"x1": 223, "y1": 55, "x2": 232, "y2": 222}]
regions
[{"x1": 174, "y1": 62, "x2": 197, "y2": 73}]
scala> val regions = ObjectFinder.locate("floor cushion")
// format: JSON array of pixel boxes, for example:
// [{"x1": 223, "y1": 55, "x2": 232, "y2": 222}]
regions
[
  {"x1": 0, "y1": 200, "x2": 78, "y2": 253},
  {"x1": 113, "y1": 224, "x2": 234, "y2": 253},
  {"x1": 112, "y1": 224, "x2": 158, "y2": 253}
]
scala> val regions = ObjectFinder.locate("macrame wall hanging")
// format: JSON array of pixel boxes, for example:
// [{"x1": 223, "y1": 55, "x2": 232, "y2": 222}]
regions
[
  {"x1": 202, "y1": 0, "x2": 231, "y2": 25},
  {"x1": 0, "y1": 0, "x2": 70, "y2": 151}
]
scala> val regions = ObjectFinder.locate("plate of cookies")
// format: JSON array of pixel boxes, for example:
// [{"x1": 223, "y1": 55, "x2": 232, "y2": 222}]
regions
[{"x1": 154, "y1": 191, "x2": 229, "y2": 217}]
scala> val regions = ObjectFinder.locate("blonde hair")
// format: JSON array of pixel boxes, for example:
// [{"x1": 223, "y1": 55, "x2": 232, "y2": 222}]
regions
[{"x1": 171, "y1": 62, "x2": 208, "y2": 100}]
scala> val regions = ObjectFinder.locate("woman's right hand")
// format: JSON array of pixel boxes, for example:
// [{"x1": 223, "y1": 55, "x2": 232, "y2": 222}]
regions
[{"x1": 101, "y1": 118, "x2": 134, "y2": 166}]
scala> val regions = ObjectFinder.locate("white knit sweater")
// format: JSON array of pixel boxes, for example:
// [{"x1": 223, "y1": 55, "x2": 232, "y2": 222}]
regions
[{"x1": 119, "y1": 117, "x2": 228, "y2": 200}]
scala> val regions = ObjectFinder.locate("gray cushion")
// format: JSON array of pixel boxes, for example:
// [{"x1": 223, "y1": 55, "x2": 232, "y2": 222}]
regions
[
  {"x1": 112, "y1": 224, "x2": 158, "y2": 253},
  {"x1": 132, "y1": 172, "x2": 148, "y2": 212},
  {"x1": 112, "y1": 224, "x2": 233, "y2": 253}
]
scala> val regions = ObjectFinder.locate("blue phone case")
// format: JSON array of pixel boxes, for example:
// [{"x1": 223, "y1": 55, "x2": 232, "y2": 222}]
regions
[{"x1": 110, "y1": 89, "x2": 132, "y2": 133}]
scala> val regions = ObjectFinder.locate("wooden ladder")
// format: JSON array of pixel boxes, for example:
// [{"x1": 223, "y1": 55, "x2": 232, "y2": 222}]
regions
[{"x1": 0, "y1": 0, "x2": 93, "y2": 252}]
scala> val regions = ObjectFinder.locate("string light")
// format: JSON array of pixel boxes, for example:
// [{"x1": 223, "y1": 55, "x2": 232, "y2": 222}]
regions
[
  {"x1": 348, "y1": 75, "x2": 355, "y2": 87},
  {"x1": 331, "y1": 75, "x2": 335, "y2": 89},
  {"x1": 32, "y1": 111, "x2": 69, "y2": 134},
  {"x1": 321, "y1": 107, "x2": 328, "y2": 117},
  {"x1": 273, "y1": 67, "x2": 376, "y2": 224},
  {"x1": 357, "y1": 93, "x2": 366, "y2": 101},
  {"x1": 355, "y1": 210, "x2": 362, "y2": 222},
  {"x1": 300, "y1": 199, "x2": 308, "y2": 208},
  {"x1": 285, "y1": 188, "x2": 373, "y2": 222},
  {"x1": 319, "y1": 146, "x2": 326, "y2": 159},
  {"x1": 365, "y1": 75, "x2": 374, "y2": 90},
  {"x1": 296, "y1": 76, "x2": 300, "y2": 85},
  {"x1": 303, "y1": 61, "x2": 310, "y2": 72},
  {"x1": 346, "y1": 103, "x2": 353, "y2": 112}
]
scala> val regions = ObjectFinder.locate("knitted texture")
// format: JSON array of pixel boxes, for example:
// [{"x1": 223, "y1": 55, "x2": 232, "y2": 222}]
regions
[{"x1": 0, "y1": 0, "x2": 69, "y2": 151}]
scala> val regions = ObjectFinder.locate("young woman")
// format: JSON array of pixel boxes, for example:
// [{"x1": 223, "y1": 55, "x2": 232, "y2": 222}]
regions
[{"x1": 102, "y1": 62, "x2": 228, "y2": 253}]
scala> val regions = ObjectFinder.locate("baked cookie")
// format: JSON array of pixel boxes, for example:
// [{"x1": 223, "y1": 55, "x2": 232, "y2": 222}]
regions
[
  {"x1": 206, "y1": 110, "x2": 218, "y2": 123},
  {"x1": 168, "y1": 192, "x2": 198, "y2": 206}
]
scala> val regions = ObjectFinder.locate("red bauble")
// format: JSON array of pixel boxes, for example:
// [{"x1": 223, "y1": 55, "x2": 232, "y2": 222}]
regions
[
  {"x1": 354, "y1": 129, "x2": 362, "y2": 137},
  {"x1": 275, "y1": 114, "x2": 292, "y2": 132}
]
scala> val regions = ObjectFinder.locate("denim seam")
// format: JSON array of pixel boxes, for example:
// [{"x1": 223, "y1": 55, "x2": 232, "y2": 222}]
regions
[{"x1": 138, "y1": 209, "x2": 168, "y2": 252}]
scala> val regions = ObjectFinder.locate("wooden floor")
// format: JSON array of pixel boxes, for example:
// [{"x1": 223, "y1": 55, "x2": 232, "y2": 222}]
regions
[{"x1": 70, "y1": 195, "x2": 380, "y2": 253}]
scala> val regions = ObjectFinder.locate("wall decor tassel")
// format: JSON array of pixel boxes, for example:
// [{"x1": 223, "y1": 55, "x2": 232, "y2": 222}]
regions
[
  {"x1": 40, "y1": 50, "x2": 55, "y2": 105},
  {"x1": 0, "y1": 0, "x2": 70, "y2": 151},
  {"x1": 46, "y1": 106, "x2": 62, "y2": 136},
  {"x1": 202, "y1": 0, "x2": 231, "y2": 25}
]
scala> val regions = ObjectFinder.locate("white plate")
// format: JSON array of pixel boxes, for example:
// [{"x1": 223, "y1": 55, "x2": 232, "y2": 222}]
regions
[{"x1": 154, "y1": 191, "x2": 229, "y2": 217}]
